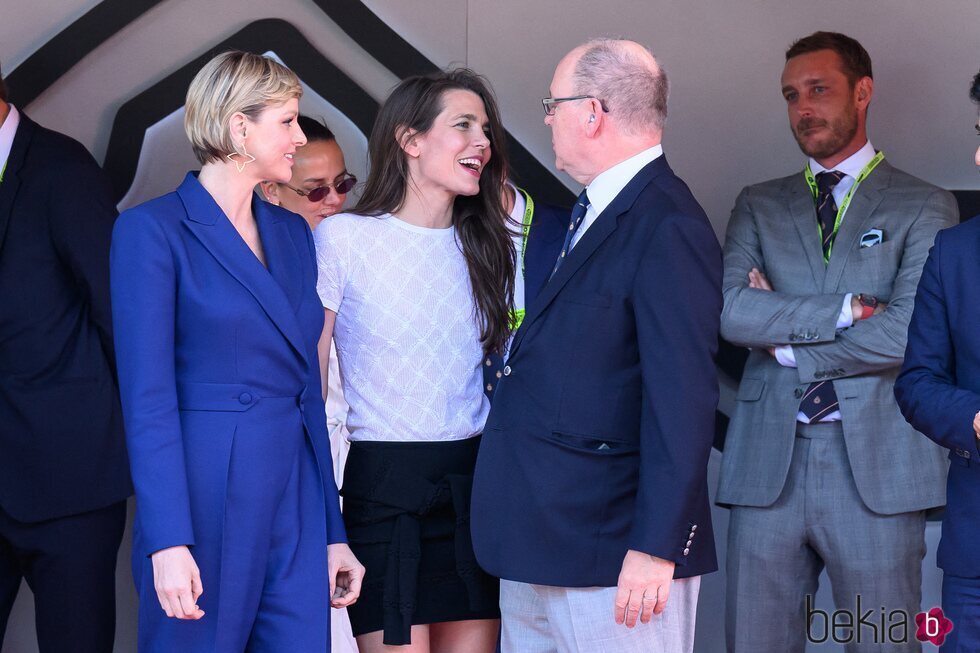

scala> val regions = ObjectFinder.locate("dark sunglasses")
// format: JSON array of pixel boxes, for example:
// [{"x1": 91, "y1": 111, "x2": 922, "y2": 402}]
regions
[{"x1": 284, "y1": 173, "x2": 357, "y2": 202}]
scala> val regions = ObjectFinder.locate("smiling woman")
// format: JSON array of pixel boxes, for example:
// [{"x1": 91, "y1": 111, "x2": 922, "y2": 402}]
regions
[
  {"x1": 312, "y1": 69, "x2": 514, "y2": 653},
  {"x1": 109, "y1": 50, "x2": 362, "y2": 653}
]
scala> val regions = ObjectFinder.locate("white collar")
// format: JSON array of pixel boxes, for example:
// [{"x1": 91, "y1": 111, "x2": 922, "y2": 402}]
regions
[
  {"x1": 809, "y1": 140, "x2": 876, "y2": 179},
  {"x1": 0, "y1": 104, "x2": 21, "y2": 177},
  {"x1": 585, "y1": 144, "x2": 663, "y2": 215}
]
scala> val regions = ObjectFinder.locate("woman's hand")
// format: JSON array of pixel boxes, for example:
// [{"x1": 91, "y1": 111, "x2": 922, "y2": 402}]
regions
[
  {"x1": 973, "y1": 411, "x2": 980, "y2": 440},
  {"x1": 327, "y1": 543, "x2": 364, "y2": 608},
  {"x1": 150, "y1": 545, "x2": 205, "y2": 620}
]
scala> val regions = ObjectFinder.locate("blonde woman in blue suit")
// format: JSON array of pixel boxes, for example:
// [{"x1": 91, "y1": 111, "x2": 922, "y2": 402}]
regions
[{"x1": 110, "y1": 51, "x2": 363, "y2": 652}]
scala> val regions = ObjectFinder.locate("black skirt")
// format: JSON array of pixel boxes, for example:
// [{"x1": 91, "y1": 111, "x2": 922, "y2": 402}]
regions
[{"x1": 341, "y1": 436, "x2": 500, "y2": 645}]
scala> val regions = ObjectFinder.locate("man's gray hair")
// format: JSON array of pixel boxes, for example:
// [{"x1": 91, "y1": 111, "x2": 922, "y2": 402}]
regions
[{"x1": 572, "y1": 38, "x2": 668, "y2": 133}]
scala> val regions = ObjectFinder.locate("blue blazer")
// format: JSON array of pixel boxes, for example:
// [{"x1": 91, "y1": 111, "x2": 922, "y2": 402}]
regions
[
  {"x1": 484, "y1": 193, "x2": 567, "y2": 397},
  {"x1": 895, "y1": 217, "x2": 980, "y2": 578},
  {"x1": 111, "y1": 173, "x2": 345, "y2": 559},
  {"x1": 471, "y1": 157, "x2": 722, "y2": 587}
]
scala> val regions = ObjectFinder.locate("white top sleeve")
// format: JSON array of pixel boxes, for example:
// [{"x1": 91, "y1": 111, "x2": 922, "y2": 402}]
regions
[{"x1": 313, "y1": 217, "x2": 348, "y2": 313}]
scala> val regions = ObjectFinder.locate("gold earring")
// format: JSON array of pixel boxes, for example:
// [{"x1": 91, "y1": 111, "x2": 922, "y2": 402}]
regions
[{"x1": 226, "y1": 144, "x2": 255, "y2": 173}]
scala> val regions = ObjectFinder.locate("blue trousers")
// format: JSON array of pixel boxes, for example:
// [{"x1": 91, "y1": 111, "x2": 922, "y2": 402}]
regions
[
  {"x1": 941, "y1": 575, "x2": 980, "y2": 653},
  {"x1": 135, "y1": 405, "x2": 329, "y2": 652}
]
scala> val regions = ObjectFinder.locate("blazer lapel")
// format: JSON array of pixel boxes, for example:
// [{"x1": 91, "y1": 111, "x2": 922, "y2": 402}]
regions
[
  {"x1": 822, "y1": 162, "x2": 887, "y2": 292},
  {"x1": 254, "y1": 199, "x2": 304, "y2": 314},
  {"x1": 786, "y1": 175, "x2": 827, "y2": 288},
  {"x1": 0, "y1": 115, "x2": 34, "y2": 256},
  {"x1": 177, "y1": 173, "x2": 309, "y2": 365},
  {"x1": 510, "y1": 156, "x2": 668, "y2": 357}
]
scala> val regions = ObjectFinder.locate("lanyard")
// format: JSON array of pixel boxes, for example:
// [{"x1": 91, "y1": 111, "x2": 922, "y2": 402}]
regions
[
  {"x1": 509, "y1": 187, "x2": 535, "y2": 330},
  {"x1": 804, "y1": 151, "x2": 884, "y2": 263}
]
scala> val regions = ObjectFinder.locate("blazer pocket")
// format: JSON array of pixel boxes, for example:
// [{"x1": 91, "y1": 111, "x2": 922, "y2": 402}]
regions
[
  {"x1": 855, "y1": 239, "x2": 900, "y2": 259},
  {"x1": 549, "y1": 431, "x2": 639, "y2": 455},
  {"x1": 735, "y1": 378, "x2": 765, "y2": 401}
]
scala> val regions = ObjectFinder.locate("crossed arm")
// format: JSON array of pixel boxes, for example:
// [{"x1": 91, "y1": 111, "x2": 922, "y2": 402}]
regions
[{"x1": 721, "y1": 187, "x2": 956, "y2": 380}]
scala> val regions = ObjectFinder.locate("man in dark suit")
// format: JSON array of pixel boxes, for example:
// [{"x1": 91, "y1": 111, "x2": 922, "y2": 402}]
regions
[
  {"x1": 0, "y1": 64, "x2": 131, "y2": 652},
  {"x1": 719, "y1": 33, "x2": 956, "y2": 653},
  {"x1": 894, "y1": 69, "x2": 980, "y2": 652},
  {"x1": 472, "y1": 39, "x2": 721, "y2": 652},
  {"x1": 483, "y1": 183, "x2": 567, "y2": 398}
]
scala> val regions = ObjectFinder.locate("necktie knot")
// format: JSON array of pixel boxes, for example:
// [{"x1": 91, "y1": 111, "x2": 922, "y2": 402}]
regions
[{"x1": 816, "y1": 170, "x2": 846, "y2": 196}]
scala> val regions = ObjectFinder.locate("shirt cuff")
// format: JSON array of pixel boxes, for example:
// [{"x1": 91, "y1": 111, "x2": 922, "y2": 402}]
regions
[
  {"x1": 774, "y1": 345, "x2": 797, "y2": 368},
  {"x1": 837, "y1": 293, "x2": 854, "y2": 329}
]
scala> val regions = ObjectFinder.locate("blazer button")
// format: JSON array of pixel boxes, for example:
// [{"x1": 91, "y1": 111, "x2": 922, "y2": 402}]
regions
[
  {"x1": 502, "y1": 365, "x2": 512, "y2": 376},
  {"x1": 683, "y1": 548, "x2": 690, "y2": 556},
  {"x1": 690, "y1": 524, "x2": 697, "y2": 531},
  {"x1": 794, "y1": 388, "x2": 803, "y2": 399},
  {"x1": 238, "y1": 392, "x2": 252, "y2": 405},
  {"x1": 688, "y1": 531, "x2": 696, "y2": 539},
  {"x1": 686, "y1": 540, "x2": 693, "y2": 547}
]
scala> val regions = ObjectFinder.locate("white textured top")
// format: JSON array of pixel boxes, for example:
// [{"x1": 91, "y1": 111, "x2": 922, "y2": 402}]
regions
[{"x1": 314, "y1": 212, "x2": 489, "y2": 442}]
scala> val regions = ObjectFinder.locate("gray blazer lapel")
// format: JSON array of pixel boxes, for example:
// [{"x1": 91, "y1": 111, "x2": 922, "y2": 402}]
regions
[
  {"x1": 786, "y1": 175, "x2": 827, "y2": 288},
  {"x1": 822, "y1": 162, "x2": 888, "y2": 292}
]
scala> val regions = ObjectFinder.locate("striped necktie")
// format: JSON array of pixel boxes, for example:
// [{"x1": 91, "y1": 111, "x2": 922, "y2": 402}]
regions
[
  {"x1": 551, "y1": 189, "x2": 590, "y2": 278},
  {"x1": 799, "y1": 170, "x2": 846, "y2": 422}
]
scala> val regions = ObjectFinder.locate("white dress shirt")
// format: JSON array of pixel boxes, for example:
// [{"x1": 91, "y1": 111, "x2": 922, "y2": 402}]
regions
[
  {"x1": 775, "y1": 140, "x2": 877, "y2": 423},
  {"x1": 0, "y1": 104, "x2": 21, "y2": 179},
  {"x1": 570, "y1": 144, "x2": 663, "y2": 250}
]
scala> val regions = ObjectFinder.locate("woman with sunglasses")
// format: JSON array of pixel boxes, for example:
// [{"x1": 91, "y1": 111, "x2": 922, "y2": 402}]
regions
[
  {"x1": 259, "y1": 115, "x2": 357, "y2": 231},
  {"x1": 260, "y1": 116, "x2": 357, "y2": 491},
  {"x1": 314, "y1": 69, "x2": 515, "y2": 653},
  {"x1": 110, "y1": 52, "x2": 363, "y2": 652}
]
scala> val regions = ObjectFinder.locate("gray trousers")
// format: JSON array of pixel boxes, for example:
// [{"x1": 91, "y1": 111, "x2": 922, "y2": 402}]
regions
[
  {"x1": 726, "y1": 421, "x2": 926, "y2": 653},
  {"x1": 500, "y1": 576, "x2": 700, "y2": 653}
]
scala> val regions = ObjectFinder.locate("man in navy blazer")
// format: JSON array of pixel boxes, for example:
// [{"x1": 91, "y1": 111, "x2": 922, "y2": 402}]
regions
[
  {"x1": 0, "y1": 67, "x2": 131, "y2": 651},
  {"x1": 894, "y1": 70, "x2": 980, "y2": 652},
  {"x1": 472, "y1": 39, "x2": 721, "y2": 652}
]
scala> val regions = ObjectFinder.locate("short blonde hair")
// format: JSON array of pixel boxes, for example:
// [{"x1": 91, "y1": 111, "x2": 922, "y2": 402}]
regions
[{"x1": 184, "y1": 51, "x2": 302, "y2": 165}]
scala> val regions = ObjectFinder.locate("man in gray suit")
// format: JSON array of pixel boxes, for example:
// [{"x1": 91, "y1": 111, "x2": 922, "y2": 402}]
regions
[{"x1": 718, "y1": 31, "x2": 957, "y2": 652}]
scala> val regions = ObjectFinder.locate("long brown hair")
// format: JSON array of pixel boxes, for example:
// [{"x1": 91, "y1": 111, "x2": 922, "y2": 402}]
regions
[{"x1": 353, "y1": 69, "x2": 515, "y2": 355}]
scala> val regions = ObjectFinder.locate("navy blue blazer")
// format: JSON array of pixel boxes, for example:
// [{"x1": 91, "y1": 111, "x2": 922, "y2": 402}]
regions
[
  {"x1": 471, "y1": 157, "x2": 722, "y2": 587},
  {"x1": 484, "y1": 192, "x2": 567, "y2": 397},
  {"x1": 0, "y1": 113, "x2": 131, "y2": 522},
  {"x1": 895, "y1": 217, "x2": 980, "y2": 578},
  {"x1": 111, "y1": 173, "x2": 345, "y2": 558}
]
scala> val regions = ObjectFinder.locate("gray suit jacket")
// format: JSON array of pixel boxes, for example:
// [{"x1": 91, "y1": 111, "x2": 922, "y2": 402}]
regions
[{"x1": 717, "y1": 160, "x2": 957, "y2": 515}]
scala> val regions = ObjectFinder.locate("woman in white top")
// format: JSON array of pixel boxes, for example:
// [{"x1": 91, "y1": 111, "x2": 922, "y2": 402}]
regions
[{"x1": 314, "y1": 69, "x2": 515, "y2": 653}]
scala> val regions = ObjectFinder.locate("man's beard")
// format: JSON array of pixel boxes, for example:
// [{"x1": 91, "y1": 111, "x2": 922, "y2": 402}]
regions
[{"x1": 793, "y1": 108, "x2": 859, "y2": 160}]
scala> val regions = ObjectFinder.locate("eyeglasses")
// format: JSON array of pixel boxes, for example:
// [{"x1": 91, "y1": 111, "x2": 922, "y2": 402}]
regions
[
  {"x1": 541, "y1": 95, "x2": 609, "y2": 116},
  {"x1": 284, "y1": 173, "x2": 357, "y2": 202}
]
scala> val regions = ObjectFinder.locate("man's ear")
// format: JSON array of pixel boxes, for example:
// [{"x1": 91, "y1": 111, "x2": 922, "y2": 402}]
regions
[
  {"x1": 585, "y1": 98, "x2": 603, "y2": 137},
  {"x1": 258, "y1": 180, "x2": 281, "y2": 204},
  {"x1": 396, "y1": 125, "x2": 421, "y2": 158},
  {"x1": 855, "y1": 76, "x2": 874, "y2": 110}
]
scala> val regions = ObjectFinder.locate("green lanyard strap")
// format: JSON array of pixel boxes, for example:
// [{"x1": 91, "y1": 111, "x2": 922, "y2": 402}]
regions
[
  {"x1": 804, "y1": 150, "x2": 884, "y2": 263},
  {"x1": 509, "y1": 187, "x2": 535, "y2": 330}
]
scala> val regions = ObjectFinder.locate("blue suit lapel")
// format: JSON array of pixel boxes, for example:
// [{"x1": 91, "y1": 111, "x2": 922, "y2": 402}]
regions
[
  {"x1": 510, "y1": 156, "x2": 669, "y2": 358},
  {"x1": 176, "y1": 173, "x2": 309, "y2": 365},
  {"x1": 0, "y1": 116, "x2": 34, "y2": 256}
]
